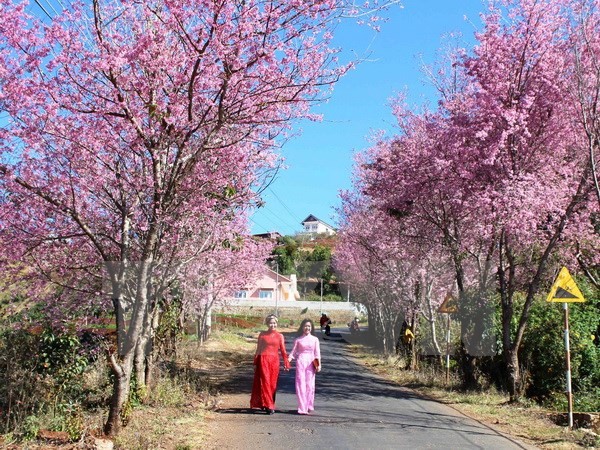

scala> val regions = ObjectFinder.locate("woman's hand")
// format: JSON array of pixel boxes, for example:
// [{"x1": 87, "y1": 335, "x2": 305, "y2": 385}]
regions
[{"x1": 317, "y1": 365, "x2": 322, "y2": 373}]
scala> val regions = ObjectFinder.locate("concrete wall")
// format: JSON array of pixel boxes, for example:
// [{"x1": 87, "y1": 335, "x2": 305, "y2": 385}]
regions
[{"x1": 215, "y1": 298, "x2": 364, "y2": 327}]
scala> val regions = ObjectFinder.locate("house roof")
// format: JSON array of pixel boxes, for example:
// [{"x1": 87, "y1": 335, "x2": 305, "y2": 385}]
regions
[
  {"x1": 252, "y1": 231, "x2": 282, "y2": 240},
  {"x1": 301, "y1": 214, "x2": 336, "y2": 230},
  {"x1": 266, "y1": 268, "x2": 292, "y2": 282}
]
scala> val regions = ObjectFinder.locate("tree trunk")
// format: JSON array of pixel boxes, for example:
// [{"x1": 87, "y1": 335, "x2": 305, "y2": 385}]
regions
[
  {"x1": 459, "y1": 302, "x2": 479, "y2": 390},
  {"x1": 459, "y1": 345, "x2": 479, "y2": 390},
  {"x1": 408, "y1": 314, "x2": 418, "y2": 370},
  {"x1": 134, "y1": 334, "x2": 152, "y2": 393},
  {"x1": 422, "y1": 280, "x2": 443, "y2": 364},
  {"x1": 104, "y1": 253, "x2": 155, "y2": 434},
  {"x1": 505, "y1": 348, "x2": 522, "y2": 402},
  {"x1": 197, "y1": 305, "x2": 212, "y2": 344},
  {"x1": 378, "y1": 309, "x2": 389, "y2": 354},
  {"x1": 104, "y1": 352, "x2": 133, "y2": 436}
]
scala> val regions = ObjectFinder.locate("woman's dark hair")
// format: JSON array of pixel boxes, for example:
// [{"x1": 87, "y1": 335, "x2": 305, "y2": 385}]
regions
[{"x1": 297, "y1": 318, "x2": 315, "y2": 335}]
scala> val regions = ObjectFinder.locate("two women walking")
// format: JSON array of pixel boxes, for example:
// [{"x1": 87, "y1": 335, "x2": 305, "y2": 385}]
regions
[{"x1": 250, "y1": 315, "x2": 321, "y2": 415}]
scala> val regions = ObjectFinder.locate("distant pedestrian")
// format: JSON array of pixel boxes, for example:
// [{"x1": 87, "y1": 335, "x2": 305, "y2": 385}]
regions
[
  {"x1": 319, "y1": 312, "x2": 332, "y2": 335},
  {"x1": 288, "y1": 318, "x2": 321, "y2": 415},
  {"x1": 250, "y1": 314, "x2": 290, "y2": 414}
]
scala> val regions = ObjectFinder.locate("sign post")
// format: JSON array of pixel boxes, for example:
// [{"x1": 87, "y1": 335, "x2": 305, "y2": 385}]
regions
[
  {"x1": 546, "y1": 266, "x2": 586, "y2": 430},
  {"x1": 438, "y1": 293, "x2": 458, "y2": 384}
]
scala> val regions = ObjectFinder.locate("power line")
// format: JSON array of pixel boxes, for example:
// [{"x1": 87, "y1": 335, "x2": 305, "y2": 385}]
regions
[
  {"x1": 260, "y1": 204, "x2": 299, "y2": 232},
  {"x1": 268, "y1": 186, "x2": 304, "y2": 223},
  {"x1": 32, "y1": 0, "x2": 53, "y2": 20},
  {"x1": 249, "y1": 217, "x2": 272, "y2": 234},
  {"x1": 39, "y1": 0, "x2": 61, "y2": 17}
]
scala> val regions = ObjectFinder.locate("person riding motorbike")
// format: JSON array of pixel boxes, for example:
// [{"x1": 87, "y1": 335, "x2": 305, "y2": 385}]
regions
[
  {"x1": 320, "y1": 313, "x2": 332, "y2": 336},
  {"x1": 348, "y1": 317, "x2": 360, "y2": 334}
]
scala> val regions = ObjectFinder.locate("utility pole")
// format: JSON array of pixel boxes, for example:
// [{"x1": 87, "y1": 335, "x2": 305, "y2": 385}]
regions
[
  {"x1": 275, "y1": 259, "x2": 279, "y2": 317},
  {"x1": 319, "y1": 278, "x2": 323, "y2": 314}
]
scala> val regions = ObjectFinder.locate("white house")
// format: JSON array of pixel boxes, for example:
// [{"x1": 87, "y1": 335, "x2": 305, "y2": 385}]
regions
[
  {"x1": 235, "y1": 268, "x2": 300, "y2": 301},
  {"x1": 300, "y1": 214, "x2": 337, "y2": 236}
]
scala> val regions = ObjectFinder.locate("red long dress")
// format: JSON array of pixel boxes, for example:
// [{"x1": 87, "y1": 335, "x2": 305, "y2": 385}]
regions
[{"x1": 250, "y1": 330, "x2": 290, "y2": 410}]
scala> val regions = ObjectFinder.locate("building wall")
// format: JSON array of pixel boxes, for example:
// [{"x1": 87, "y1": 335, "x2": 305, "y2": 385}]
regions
[
  {"x1": 241, "y1": 271, "x2": 299, "y2": 301},
  {"x1": 216, "y1": 299, "x2": 363, "y2": 325},
  {"x1": 303, "y1": 221, "x2": 335, "y2": 235}
]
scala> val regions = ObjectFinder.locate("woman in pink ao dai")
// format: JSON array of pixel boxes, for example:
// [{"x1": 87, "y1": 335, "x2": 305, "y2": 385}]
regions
[{"x1": 288, "y1": 318, "x2": 321, "y2": 415}]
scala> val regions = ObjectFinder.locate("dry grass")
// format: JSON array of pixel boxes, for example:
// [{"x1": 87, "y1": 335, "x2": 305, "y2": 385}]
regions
[
  {"x1": 347, "y1": 343, "x2": 600, "y2": 450},
  {"x1": 113, "y1": 331, "x2": 257, "y2": 450},
  {"x1": 113, "y1": 405, "x2": 207, "y2": 450}
]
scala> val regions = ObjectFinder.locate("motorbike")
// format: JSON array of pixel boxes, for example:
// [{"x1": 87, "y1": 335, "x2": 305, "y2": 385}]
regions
[{"x1": 348, "y1": 319, "x2": 360, "y2": 334}]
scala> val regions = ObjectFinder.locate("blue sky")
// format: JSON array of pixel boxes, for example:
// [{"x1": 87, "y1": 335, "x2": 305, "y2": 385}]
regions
[{"x1": 250, "y1": 0, "x2": 487, "y2": 236}]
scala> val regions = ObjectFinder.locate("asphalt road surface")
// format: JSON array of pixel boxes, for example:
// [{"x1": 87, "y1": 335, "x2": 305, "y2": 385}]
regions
[{"x1": 206, "y1": 328, "x2": 537, "y2": 450}]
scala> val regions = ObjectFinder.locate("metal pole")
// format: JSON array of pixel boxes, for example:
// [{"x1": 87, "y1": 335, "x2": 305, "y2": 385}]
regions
[
  {"x1": 320, "y1": 278, "x2": 323, "y2": 314},
  {"x1": 564, "y1": 302, "x2": 573, "y2": 429},
  {"x1": 275, "y1": 260, "x2": 279, "y2": 316},
  {"x1": 446, "y1": 314, "x2": 451, "y2": 384}
]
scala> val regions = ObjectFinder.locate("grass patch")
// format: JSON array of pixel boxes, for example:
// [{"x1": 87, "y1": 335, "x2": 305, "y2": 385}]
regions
[
  {"x1": 114, "y1": 329, "x2": 255, "y2": 449},
  {"x1": 113, "y1": 405, "x2": 207, "y2": 450}
]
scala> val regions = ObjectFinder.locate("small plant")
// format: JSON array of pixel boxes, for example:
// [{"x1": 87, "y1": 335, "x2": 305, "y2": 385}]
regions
[
  {"x1": 65, "y1": 414, "x2": 84, "y2": 441},
  {"x1": 21, "y1": 415, "x2": 40, "y2": 441},
  {"x1": 150, "y1": 376, "x2": 188, "y2": 408}
]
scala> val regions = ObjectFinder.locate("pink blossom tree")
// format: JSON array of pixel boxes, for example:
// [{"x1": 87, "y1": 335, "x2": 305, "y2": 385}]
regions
[
  {"x1": 452, "y1": 0, "x2": 597, "y2": 398},
  {"x1": 337, "y1": 0, "x2": 599, "y2": 398},
  {"x1": 0, "y1": 0, "x2": 398, "y2": 434},
  {"x1": 563, "y1": 0, "x2": 600, "y2": 285},
  {"x1": 335, "y1": 164, "x2": 455, "y2": 360}
]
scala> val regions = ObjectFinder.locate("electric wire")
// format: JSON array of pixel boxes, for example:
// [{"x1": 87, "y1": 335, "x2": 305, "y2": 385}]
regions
[
  {"x1": 32, "y1": 0, "x2": 53, "y2": 21},
  {"x1": 39, "y1": 0, "x2": 61, "y2": 17},
  {"x1": 260, "y1": 204, "x2": 299, "y2": 232},
  {"x1": 268, "y1": 186, "x2": 304, "y2": 223},
  {"x1": 249, "y1": 217, "x2": 272, "y2": 234}
]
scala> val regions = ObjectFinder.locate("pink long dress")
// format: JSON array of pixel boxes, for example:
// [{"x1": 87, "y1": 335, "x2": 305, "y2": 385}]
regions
[{"x1": 289, "y1": 333, "x2": 321, "y2": 414}]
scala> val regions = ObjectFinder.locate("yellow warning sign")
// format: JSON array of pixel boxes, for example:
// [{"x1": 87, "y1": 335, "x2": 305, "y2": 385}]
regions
[
  {"x1": 546, "y1": 267, "x2": 586, "y2": 303},
  {"x1": 438, "y1": 293, "x2": 458, "y2": 313}
]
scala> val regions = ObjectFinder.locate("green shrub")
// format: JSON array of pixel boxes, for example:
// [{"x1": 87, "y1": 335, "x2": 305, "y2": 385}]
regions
[
  {"x1": 0, "y1": 323, "x2": 109, "y2": 439},
  {"x1": 522, "y1": 283, "x2": 600, "y2": 408},
  {"x1": 21, "y1": 415, "x2": 40, "y2": 441}
]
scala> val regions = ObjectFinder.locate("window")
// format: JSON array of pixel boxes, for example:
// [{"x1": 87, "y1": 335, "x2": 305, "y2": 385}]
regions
[
  {"x1": 259, "y1": 290, "x2": 273, "y2": 299},
  {"x1": 234, "y1": 290, "x2": 248, "y2": 298}
]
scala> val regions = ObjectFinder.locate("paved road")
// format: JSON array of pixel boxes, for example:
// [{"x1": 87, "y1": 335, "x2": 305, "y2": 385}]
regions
[{"x1": 206, "y1": 328, "x2": 537, "y2": 450}]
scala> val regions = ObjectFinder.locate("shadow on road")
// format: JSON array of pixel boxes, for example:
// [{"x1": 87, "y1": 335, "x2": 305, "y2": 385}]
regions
[
  {"x1": 216, "y1": 407, "x2": 300, "y2": 415},
  {"x1": 279, "y1": 330, "x2": 423, "y2": 403},
  {"x1": 208, "y1": 329, "x2": 536, "y2": 450}
]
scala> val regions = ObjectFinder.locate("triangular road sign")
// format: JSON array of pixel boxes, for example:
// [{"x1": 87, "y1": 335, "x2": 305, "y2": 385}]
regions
[
  {"x1": 438, "y1": 293, "x2": 458, "y2": 313},
  {"x1": 546, "y1": 267, "x2": 585, "y2": 303}
]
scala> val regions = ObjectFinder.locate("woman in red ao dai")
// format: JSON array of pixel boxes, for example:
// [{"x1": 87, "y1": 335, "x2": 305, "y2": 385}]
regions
[{"x1": 250, "y1": 314, "x2": 290, "y2": 414}]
